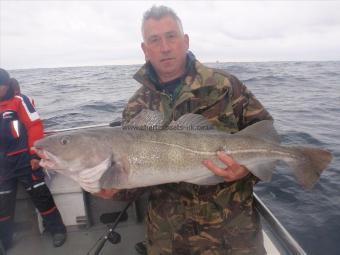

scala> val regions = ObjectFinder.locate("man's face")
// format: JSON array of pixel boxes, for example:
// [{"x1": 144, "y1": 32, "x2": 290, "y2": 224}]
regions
[{"x1": 142, "y1": 15, "x2": 189, "y2": 82}]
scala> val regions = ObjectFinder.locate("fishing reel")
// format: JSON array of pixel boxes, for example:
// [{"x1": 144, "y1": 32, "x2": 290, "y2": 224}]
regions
[
  {"x1": 87, "y1": 200, "x2": 134, "y2": 255},
  {"x1": 107, "y1": 230, "x2": 121, "y2": 244}
]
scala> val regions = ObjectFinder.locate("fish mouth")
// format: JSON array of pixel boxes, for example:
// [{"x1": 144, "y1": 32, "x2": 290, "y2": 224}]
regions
[{"x1": 32, "y1": 146, "x2": 58, "y2": 169}]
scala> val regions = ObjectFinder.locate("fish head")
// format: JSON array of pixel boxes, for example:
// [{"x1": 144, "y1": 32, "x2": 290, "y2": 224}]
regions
[{"x1": 33, "y1": 129, "x2": 113, "y2": 174}]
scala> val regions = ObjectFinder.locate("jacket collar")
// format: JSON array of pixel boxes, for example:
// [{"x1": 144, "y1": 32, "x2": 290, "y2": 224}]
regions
[{"x1": 133, "y1": 51, "x2": 198, "y2": 92}]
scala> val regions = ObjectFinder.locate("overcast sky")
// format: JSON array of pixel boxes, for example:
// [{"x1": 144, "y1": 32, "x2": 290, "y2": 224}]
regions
[{"x1": 1, "y1": 1, "x2": 340, "y2": 70}]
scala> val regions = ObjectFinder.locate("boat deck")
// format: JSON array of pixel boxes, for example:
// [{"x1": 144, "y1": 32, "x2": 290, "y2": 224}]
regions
[
  {"x1": 4, "y1": 194, "x2": 290, "y2": 255},
  {"x1": 6, "y1": 213, "x2": 281, "y2": 255},
  {"x1": 7, "y1": 221, "x2": 145, "y2": 255},
  {"x1": 3, "y1": 173, "x2": 304, "y2": 255}
]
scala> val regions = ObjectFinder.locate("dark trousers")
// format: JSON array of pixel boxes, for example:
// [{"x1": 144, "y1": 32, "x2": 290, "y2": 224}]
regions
[{"x1": 0, "y1": 168, "x2": 66, "y2": 249}]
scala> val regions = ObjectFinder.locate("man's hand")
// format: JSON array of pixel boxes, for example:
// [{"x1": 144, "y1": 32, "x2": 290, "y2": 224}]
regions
[
  {"x1": 30, "y1": 159, "x2": 41, "y2": 170},
  {"x1": 93, "y1": 188, "x2": 120, "y2": 199},
  {"x1": 202, "y1": 151, "x2": 249, "y2": 182}
]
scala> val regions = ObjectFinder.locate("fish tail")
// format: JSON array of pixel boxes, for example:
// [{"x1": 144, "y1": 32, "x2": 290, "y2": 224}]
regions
[{"x1": 289, "y1": 147, "x2": 332, "y2": 189}]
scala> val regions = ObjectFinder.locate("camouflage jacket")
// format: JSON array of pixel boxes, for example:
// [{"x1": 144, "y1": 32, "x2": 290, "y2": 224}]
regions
[
  {"x1": 121, "y1": 55, "x2": 272, "y2": 197},
  {"x1": 124, "y1": 58, "x2": 271, "y2": 130},
  {"x1": 121, "y1": 56, "x2": 272, "y2": 254}
]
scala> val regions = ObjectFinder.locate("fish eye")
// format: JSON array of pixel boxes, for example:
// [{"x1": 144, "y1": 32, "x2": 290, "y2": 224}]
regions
[{"x1": 60, "y1": 136, "x2": 71, "y2": 145}]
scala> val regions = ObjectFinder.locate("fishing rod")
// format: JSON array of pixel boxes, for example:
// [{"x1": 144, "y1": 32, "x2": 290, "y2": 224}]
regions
[
  {"x1": 44, "y1": 119, "x2": 122, "y2": 135},
  {"x1": 86, "y1": 198, "x2": 135, "y2": 255}
]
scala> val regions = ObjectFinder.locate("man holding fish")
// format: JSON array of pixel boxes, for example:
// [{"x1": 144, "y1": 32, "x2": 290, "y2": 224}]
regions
[
  {"x1": 104, "y1": 5, "x2": 272, "y2": 255},
  {"x1": 33, "y1": 5, "x2": 332, "y2": 255}
]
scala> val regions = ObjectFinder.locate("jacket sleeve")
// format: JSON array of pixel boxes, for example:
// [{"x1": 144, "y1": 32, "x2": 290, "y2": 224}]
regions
[
  {"x1": 16, "y1": 95, "x2": 44, "y2": 157},
  {"x1": 228, "y1": 76, "x2": 273, "y2": 184},
  {"x1": 122, "y1": 86, "x2": 149, "y2": 124},
  {"x1": 229, "y1": 75, "x2": 273, "y2": 130}
]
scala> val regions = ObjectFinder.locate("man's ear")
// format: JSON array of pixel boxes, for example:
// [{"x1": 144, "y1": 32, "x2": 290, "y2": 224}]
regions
[
  {"x1": 141, "y1": 42, "x2": 148, "y2": 61},
  {"x1": 184, "y1": 34, "x2": 189, "y2": 51}
]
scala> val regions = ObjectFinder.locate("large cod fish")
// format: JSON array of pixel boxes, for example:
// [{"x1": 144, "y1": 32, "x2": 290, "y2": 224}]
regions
[{"x1": 33, "y1": 110, "x2": 332, "y2": 193}]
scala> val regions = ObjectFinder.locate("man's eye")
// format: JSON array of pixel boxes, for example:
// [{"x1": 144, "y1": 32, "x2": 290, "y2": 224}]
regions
[
  {"x1": 166, "y1": 32, "x2": 178, "y2": 40},
  {"x1": 148, "y1": 37, "x2": 160, "y2": 44}
]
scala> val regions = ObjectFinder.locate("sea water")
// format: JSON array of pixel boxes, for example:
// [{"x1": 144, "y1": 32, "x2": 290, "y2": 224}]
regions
[{"x1": 10, "y1": 61, "x2": 340, "y2": 255}]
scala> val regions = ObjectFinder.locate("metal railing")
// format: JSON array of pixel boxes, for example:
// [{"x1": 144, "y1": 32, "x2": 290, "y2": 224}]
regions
[{"x1": 254, "y1": 193, "x2": 307, "y2": 255}]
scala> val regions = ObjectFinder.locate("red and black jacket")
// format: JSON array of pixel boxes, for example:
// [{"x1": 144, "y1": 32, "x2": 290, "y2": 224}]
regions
[{"x1": 0, "y1": 95, "x2": 43, "y2": 179}]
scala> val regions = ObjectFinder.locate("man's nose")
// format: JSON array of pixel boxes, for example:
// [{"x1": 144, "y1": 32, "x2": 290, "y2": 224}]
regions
[{"x1": 159, "y1": 38, "x2": 171, "y2": 52}]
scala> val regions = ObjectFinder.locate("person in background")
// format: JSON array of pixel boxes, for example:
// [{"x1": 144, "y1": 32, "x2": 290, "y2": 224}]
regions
[
  {"x1": 10, "y1": 78, "x2": 35, "y2": 106},
  {"x1": 10, "y1": 78, "x2": 21, "y2": 96},
  {"x1": 0, "y1": 69, "x2": 67, "y2": 251},
  {"x1": 97, "y1": 5, "x2": 273, "y2": 255}
]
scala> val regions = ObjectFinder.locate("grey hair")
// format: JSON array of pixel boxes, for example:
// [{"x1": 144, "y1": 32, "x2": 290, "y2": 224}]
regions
[{"x1": 141, "y1": 5, "x2": 184, "y2": 40}]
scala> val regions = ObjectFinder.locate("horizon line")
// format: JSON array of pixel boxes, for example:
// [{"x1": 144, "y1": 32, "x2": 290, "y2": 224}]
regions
[{"x1": 6, "y1": 59, "x2": 340, "y2": 72}]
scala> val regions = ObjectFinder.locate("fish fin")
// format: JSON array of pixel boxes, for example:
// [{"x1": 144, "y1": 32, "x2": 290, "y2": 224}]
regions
[
  {"x1": 187, "y1": 175, "x2": 225, "y2": 185},
  {"x1": 237, "y1": 120, "x2": 280, "y2": 144},
  {"x1": 289, "y1": 147, "x2": 332, "y2": 189},
  {"x1": 124, "y1": 109, "x2": 165, "y2": 129},
  {"x1": 169, "y1": 114, "x2": 215, "y2": 131},
  {"x1": 75, "y1": 156, "x2": 113, "y2": 193},
  {"x1": 100, "y1": 155, "x2": 130, "y2": 189},
  {"x1": 247, "y1": 161, "x2": 276, "y2": 182}
]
